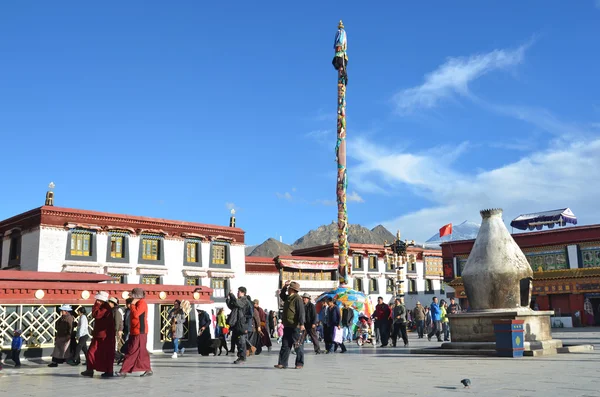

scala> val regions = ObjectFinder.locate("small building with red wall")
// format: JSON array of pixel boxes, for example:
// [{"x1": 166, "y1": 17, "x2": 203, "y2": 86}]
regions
[{"x1": 442, "y1": 224, "x2": 600, "y2": 327}]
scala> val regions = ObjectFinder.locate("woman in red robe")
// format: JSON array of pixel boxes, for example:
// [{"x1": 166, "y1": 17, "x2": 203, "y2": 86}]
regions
[
  {"x1": 81, "y1": 291, "x2": 115, "y2": 378},
  {"x1": 117, "y1": 288, "x2": 152, "y2": 377}
]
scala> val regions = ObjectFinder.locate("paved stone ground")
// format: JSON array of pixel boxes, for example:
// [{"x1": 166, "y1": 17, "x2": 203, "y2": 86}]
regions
[{"x1": 2, "y1": 328, "x2": 600, "y2": 397}]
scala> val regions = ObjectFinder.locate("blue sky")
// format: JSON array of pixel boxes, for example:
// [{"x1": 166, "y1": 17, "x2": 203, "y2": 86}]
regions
[{"x1": 1, "y1": 1, "x2": 600, "y2": 245}]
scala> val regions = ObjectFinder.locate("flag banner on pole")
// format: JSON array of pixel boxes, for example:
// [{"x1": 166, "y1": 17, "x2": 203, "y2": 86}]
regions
[{"x1": 439, "y1": 223, "x2": 452, "y2": 237}]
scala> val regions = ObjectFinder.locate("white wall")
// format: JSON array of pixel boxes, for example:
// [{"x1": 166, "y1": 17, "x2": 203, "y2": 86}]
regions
[
  {"x1": 38, "y1": 227, "x2": 68, "y2": 272},
  {"x1": 242, "y1": 272, "x2": 280, "y2": 312}
]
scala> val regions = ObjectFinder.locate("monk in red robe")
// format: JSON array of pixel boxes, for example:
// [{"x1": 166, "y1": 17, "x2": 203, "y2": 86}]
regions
[
  {"x1": 81, "y1": 291, "x2": 115, "y2": 378},
  {"x1": 117, "y1": 288, "x2": 152, "y2": 377}
]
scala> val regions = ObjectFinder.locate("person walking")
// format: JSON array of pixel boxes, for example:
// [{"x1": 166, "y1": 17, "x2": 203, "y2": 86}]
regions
[
  {"x1": 226, "y1": 286, "x2": 252, "y2": 364},
  {"x1": 341, "y1": 303, "x2": 355, "y2": 343},
  {"x1": 169, "y1": 300, "x2": 186, "y2": 358},
  {"x1": 68, "y1": 307, "x2": 89, "y2": 365},
  {"x1": 254, "y1": 300, "x2": 272, "y2": 352},
  {"x1": 81, "y1": 291, "x2": 115, "y2": 378},
  {"x1": 117, "y1": 288, "x2": 152, "y2": 377},
  {"x1": 440, "y1": 300, "x2": 450, "y2": 341},
  {"x1": 274, "y1": 281, "x2": 305, "y2": 369},
  {"x1": 108, "y1": 297, "x2": 124, "y2": 362},
  {"x1": 391, "y1": 297, "x2": 409, "y2": 347},
  {"x1": 324, "y1": 298, "x2": 346, "y2": 354},
  {"x1": 10, "y1": 329, "x2": 23, "y2": 368},
  {"x1": 413, "y1": 302, "x2": 426, "y2": 339},
  {"x1": 301, "y1": 293, "x2": 322, "y2": 354},
  {"x1": 48, "y1": 305, "x2": 74, "y2": 367},
  {"x1": 374, "y1": 297, "x2": 391, "y2": 347},
  {"x1": 216, "y1": 308, "x2": 227, "y2": 338},
  {"x1": 427, "y1": 297, "x2": 443, "y2": 342}
]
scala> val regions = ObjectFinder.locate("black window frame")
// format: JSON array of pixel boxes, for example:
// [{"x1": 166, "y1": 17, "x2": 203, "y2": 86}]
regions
[
  {"x1": 352, "y1": 255, "x2": 363, "y2": 271},
  {"x1": 184, "y1": 239, "x2": 203, "y2": 267},
  {"x1": 140, "y1": 275, "x2": 163, "y2": 285},
  {"x1": 385, "y1": 278, "x2": 394, "y2": 293},
  {"x1": 209, "y1": 242, "x2": 231, "y2": 269},
  {"x1": 210, "y1": 277, "x2": 230, "y2": 302},
  {"x1": 367, "y1": 255, "x2": 378, "y2": 272},
  {"x1": 425, "y1": 279, "x2": 435, "y2": 294},
  {"x1": 368, "y1": 277, "x2": 379, "y2": 294},
  {"x1": 106, "y1": 232, "x2": 130, "y2": 264},
  {"x1": 184, "y1": 276, "x2": 202, "y2": 286},
  {"x1": 65, "y1": 229, "x2": 97, "y2": 262},
  {"x1": 408, "y1": 279, "x2": 418, "y2": 294},
  {"x1": 138, "y1": 235, "x2": 165, "y2": 266},
  {"x1": 353, "y1": 277, "x2": 364, "y2": 292}
]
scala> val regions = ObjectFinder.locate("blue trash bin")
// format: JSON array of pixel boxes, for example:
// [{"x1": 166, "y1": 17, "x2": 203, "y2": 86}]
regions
[{"x1": 492, "y1": 319, "x2": 524, "y2": 357}]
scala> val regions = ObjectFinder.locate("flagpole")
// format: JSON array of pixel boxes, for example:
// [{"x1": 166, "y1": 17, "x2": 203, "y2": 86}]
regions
[{"x1": 333, "y1": 20, "x2": 349, "y2": 285}]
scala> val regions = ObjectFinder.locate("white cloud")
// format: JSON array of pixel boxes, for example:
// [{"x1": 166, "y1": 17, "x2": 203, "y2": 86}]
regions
[
  {"x1": 393, "y1": 44, "x2": 529, "y2": 113},
  {"x1": 276, "y1": 192, "x2": 293, "y2": 201},
  {"x1": 347, "y1": 191, "x2": 365, "y2": 203},
  {"x1": 314, "y1": 199, "x2": 336, "y2": 206},
  {"x1": 354, "y1": 135, "x2": 600, "y2": 242}
]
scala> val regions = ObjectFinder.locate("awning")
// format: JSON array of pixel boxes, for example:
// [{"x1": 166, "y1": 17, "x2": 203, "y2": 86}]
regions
[
  {"x1": 510, "y1": 208, "x2": 577, "y2": 231},
  {"x1": 279, "y1": 260, "x2": 338, "y2": 270}
]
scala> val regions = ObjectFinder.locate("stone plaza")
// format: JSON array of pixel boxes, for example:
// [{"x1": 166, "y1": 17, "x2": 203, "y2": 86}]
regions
[{"x1": 3, "y1": 329, "x2": 599, "y2": 397}]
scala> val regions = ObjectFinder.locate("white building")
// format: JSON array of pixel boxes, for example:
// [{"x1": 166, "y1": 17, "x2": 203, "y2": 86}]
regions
[{"x1": 0, "y1": 205, "x2": 246, "y2": 312}]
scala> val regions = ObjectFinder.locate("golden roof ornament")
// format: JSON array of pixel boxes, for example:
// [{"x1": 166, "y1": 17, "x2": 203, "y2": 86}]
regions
[{"x1": 338, "y1": 20, "x2": 344, "y2": 29}]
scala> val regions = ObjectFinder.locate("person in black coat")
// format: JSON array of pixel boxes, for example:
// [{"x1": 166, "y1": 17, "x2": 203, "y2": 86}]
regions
[
  {"x1": 324, "y1": 298, "x2": 346, "y2": 354},
  {"x1": 196, "y1": 308, "x2": 212, "y2": 356},
  {"x1": 302, "y1": 293, "x2": 322, "y2": 354}
]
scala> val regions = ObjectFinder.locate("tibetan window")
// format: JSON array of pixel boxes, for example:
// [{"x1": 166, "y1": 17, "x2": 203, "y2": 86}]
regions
[
  {"x1": 142, "y1": 237, "x2": 160, "y2": 261},
  {"x1": 141, "y1": 275, "x2": 160, "y2": 285},
  {"x1": 368, "y1": 255, "x2": 378, "y2": 271},
  {"x1": 110, "y1": 236, "x2": 124, "y2": 258},
  {"x1": 352, "y1": 255, "x2": 363, "y2": 270},
  {"x1": 186, "y1": 242, "x2": 199, "y2": 263},
  {"x1": 353, "y1": 278, "x2": 363, "y2": 292},
  {"x1": 71, "y1": 232, "x2": 91, "y2": 257}
]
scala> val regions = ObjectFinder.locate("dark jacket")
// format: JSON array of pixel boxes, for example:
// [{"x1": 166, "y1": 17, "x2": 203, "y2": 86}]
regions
[
  {"x1": 448, "y1": 302, "x2": 461, "y2": 314},
  {"x1": 413, "y1": 304, "x2": 426, "y2": 321},
  {"x1": 280, "y1": 286, "x2": 306, "y2": 327},
  {"x1": 393, "y1": 304, "x2": 407, "y2": 324},
  {"x1": 304, "y1": 301, "x2": 317, "y2": 327},
  {"x1": 341, "y1": 307, "x2": 354, "y2": 327},
  {"x1": 374, "y1": 303, "x2": 391, "y2": 322},
  {"x1": 226, "y1": 293, "x2": 251, "y2": 333},
  {"x1": 326, "y1": 304, "x2": 341, "y2": 327}
]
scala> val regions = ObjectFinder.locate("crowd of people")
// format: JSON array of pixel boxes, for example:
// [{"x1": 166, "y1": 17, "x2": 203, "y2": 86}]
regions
[
  {"x1": 0, "y1": 282, "x2": 464, "y2": 374},
  {"x1": 0, "y1": 287, "x2": 153, "y2": 377}
]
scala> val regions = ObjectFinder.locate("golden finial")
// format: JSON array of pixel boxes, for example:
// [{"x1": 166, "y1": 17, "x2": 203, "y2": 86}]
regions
[{"x1": 338, "y1": 20, "x2": 344, "y2": 29}]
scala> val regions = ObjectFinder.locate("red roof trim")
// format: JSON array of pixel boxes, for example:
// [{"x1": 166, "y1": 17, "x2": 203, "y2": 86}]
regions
[
  {"x1": 0, "y1": 206, "x2": 245, "y2": 243},
  {"x1": 0, "y1": 270, "x2": 113, "y2": 283}
]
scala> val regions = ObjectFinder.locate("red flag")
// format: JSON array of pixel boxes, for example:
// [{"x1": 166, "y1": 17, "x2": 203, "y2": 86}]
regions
[{"x1": 439, "y1": 223, "x2": 452, "y2": 237}]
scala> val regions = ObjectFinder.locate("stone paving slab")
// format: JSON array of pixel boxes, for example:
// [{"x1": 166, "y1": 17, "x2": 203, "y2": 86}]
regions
[{"x1": 1, "y1": 329, "x2": 599, "y2": 397}]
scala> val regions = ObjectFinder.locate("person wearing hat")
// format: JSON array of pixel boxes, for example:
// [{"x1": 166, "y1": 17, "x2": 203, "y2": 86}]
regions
[
  {"x1": 301, "y1": 293, "x2": 322, "y2": 354},
  {"x1": 81, "y1": 291, "x2": 115, "y2": 378},
  {"x1": 413, "y1": 301, "x2": 426, "y2": 339},
  {"x1": 48, "y1": 304, "x2": 74, "y2": 367},
  {"x1": 11, "y1": 329, "x2": 23, "y2": 368},
  {"x1": 118, "y1": 288, "x2": 152, "y2": 377},
  {"x1": 225, "y1": 286, "x2": 252, "y2": 364},
  {"x1": 274, "y1": 280, "x2": 305, "y2": 369},
  {"x1": 108, "y1": 297, "x2": 124, "y2": 361}
]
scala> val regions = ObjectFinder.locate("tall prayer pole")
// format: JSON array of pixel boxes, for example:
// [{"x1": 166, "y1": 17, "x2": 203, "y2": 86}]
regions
[{"x1": 332, "y1": 20, "x2": 349, "y2": 284}]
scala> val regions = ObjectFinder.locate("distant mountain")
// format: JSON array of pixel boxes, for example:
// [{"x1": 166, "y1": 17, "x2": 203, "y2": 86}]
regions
[
  {"x1": 247, "y1": 223, "x2": 396, "y2": 258},
  {"x1": 292, "y1": 223, "x2": 394, "y2": 249},
  {"x1": 370, "y1": 225, "x2": 396, "y2": 244},
  {"x1": 424, "y1": 221, "x2": 481, "y2": 247},
  {"x1": 248, "y1": 238, "x2": 293, "y2": 257},
  {"x1": 245, "y1": 245, "x2": 258, "y2": 256}
]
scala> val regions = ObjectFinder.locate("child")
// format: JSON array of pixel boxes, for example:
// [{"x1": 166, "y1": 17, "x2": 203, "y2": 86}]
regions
[
  {"x1": 359, "y1": 318, "x2": 370, "y2": 339},
  {"x1": 276, "y1": 319, "x2": 284, "y2": 343},
  {"x1": 11, "y1": 329, "x2": 23, "y2": 368}
]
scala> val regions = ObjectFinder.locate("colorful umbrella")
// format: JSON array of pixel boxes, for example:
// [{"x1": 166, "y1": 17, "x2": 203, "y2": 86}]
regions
[{"x1": 315, "y1": 287, "x2": 375, "y2": 319}]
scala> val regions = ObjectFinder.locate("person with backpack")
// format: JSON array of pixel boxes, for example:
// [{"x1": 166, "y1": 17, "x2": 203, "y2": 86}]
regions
[
  {"x1": 391, "y1": 297, "x2": 409, "y2": 347},
  {"x1": 226, "y1": 286, "x2": 252, "y2": 364},
  {"x1": 274, "y1": 280, "x2": 305, "y2": 369}
]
